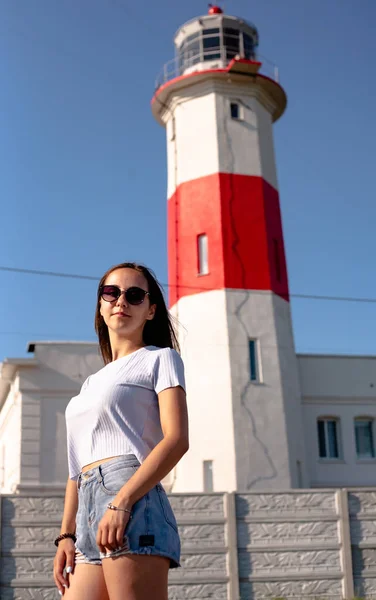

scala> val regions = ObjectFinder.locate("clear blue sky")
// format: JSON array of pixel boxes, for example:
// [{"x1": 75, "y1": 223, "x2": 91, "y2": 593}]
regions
[{"x1": 1, "y1": 0, "x2": 375, "y2": 361}]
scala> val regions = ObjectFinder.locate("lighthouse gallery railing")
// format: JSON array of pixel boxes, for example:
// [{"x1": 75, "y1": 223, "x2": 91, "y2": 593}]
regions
[{"x1": 155, "y1": 49, "x2": 280, "y2": 90}]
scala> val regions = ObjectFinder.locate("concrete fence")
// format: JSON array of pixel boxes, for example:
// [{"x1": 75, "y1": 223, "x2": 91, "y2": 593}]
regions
[{"x1": 1, "y1": 488, "x2": 376, "y2": 599}]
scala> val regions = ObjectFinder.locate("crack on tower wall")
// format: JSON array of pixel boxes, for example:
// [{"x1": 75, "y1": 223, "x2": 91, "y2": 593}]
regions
[{"x1": 223, "y1": 97, "x2": 277, "y2": 489}]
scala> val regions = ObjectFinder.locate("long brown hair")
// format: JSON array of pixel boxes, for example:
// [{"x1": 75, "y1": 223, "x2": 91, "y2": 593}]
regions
[{"x1": 94, "y1": 262, "x2": 179, "y2": 364}]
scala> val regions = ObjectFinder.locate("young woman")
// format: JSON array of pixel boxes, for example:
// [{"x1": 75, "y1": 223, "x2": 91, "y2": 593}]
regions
[{"x1": 53, "y1": 262, "x2": 189, "y2": 600}]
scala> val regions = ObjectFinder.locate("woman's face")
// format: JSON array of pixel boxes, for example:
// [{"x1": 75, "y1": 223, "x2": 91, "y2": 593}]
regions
[{"x1": 99, "y1": 268, "x2": 156, "y2": 341}]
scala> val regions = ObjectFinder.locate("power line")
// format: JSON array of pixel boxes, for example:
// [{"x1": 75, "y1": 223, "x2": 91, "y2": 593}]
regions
[
  {"x1": 290, "y1": 293, "x2": 376, "y2": 304},
  {"x1": 1, "y1": 264, "x2": 376, "y2": 305},
  {"x1": 2, "y1": 15, "x2": 371, "y2": 306},
  {"x1": 0, "y1": 265, "x2": 97, "y2": 281}
]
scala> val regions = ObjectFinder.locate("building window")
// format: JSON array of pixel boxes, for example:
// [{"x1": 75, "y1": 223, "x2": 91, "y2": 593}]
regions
[
  {"x1": 249, "y1": 339, "x2": 261, "y2": 382},
  {"x1": 355, "y1": 418, "x2": 375, "y2": 459},
  {"x1": 317, "y1": 418, "x2": 340, "y2": 459},
  {"x1": 230, "y1": 102, "x2": 240, "y2": 120},
  {"x1": 203, "y1": 460, "x2": 213, "y2": 492},
  {"x1": 197, "y1": 234, "x2": 209, "y2": 275}
]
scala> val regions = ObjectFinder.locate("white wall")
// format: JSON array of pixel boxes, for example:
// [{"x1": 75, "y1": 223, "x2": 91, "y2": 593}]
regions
[
  {"x1": 167, "y1": 89, "x2": 218, "y2": 198},
  {"x1": 40, "y1": 394, "x2": 72, "y2": 485},
  {"x1": 227, "y1": 290, "x2": 307, "y2": 490},
  {"x1": 298, "y1": 355, "x2": 376, "y2": 399},
  {"x1": 19, "y1": 391, "x2": 41, "y2": 488},
  {"x1": 216, "y1": 90, "x2": 278, "y2": 189},
  {"x1": 166, "y1": 79, "x2": 279, "y2": 198},
  {"x1": 0, "y1": 378, "x2": 21, "y2": 493},
  {"x1": 171, "y1": 290, "x2": 307, "y2": 493},
  {"x1": 0, "y1": 342, "x2": 103, "y2": 492},
  {"x1": 29, "y1": 342, "x2": 103, "y2": 391},
  {"x1": 17, "y1": 391, "x2": 73, "y2": 488},
  {"x1": 299, "y1": 355, "x2": 376, "y2": 487},
  {"x1": 171, "y1": 290, "x2": 237, "y2": 493}
]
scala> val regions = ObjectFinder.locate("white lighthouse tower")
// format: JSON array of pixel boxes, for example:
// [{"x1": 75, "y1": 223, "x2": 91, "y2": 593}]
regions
[{"x1": 152, "y1": 6, "x2": 308, "y2": 492}]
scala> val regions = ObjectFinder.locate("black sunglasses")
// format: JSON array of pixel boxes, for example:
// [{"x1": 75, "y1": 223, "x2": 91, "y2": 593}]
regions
[{"x1": 100, "y1": 285, "x2": 150, "y2": 305}]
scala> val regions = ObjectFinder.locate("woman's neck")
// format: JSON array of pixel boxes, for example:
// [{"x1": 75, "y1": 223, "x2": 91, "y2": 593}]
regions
[{"x1": 110, "y1": 336, "x2": 145, "y2": 361}]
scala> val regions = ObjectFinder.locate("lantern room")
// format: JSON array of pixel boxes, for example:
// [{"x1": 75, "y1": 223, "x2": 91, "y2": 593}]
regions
[{"x1": 174, "y1": 6, "x2": 259, "y2": 75}]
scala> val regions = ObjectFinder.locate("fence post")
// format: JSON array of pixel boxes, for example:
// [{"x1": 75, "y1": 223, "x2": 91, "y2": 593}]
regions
[
  {"x1": 337, "y1": 489, "x2": 355, "y2": 599},
  {"x1": 224, "y1": 492, "x2": 240, "y2": 600}
]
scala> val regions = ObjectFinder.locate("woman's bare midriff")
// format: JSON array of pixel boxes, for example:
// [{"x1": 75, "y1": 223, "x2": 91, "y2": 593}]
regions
[{"x1": 81, "y1": 455, "x2": 122, "y2": 473}]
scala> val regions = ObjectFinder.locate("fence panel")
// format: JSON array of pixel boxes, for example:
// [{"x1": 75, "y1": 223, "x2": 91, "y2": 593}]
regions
[
  {"x1": 0, "y1": 492, "x2": 229, "y2": 600},
  {"x1": 236, "y1": 491, "x2": 344, "y2": 599},
  {"x1": 3, "y1": 488, "x2": 376, "y2": 599},
  {"x1": 349, "y1": 490, "x2": 376, "y2": 599}
]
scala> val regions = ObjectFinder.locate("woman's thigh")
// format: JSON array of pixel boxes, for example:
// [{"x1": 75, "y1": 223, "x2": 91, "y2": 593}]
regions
[
  {"x1": 63, "y1": 564, "x2": 109, "y2": 600},
  {"x1": 102, "y1": 555, "x2": 170, "y2": 600}
]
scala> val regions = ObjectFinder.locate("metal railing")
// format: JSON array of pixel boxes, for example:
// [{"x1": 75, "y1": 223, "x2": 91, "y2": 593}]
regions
[{"x1": 155, "y1": 48, "x2": 279, "y2": 90}]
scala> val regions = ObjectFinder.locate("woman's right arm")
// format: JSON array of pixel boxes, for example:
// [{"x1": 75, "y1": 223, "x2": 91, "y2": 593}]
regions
[
  {"x1": 53, "y1": 477, "x2": 78, "y2": 595},
  {"x1": 60, "y1": 476, "x2": 78, "y2": 534}
]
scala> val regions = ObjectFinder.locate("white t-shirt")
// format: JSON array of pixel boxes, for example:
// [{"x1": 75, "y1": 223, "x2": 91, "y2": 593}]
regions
[{"x1": 65, "y1": 345, "x2": 186, "y2": 480}]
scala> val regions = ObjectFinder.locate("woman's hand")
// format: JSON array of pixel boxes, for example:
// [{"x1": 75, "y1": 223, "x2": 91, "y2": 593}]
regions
[
  {"x1": 96, "y1": 506, "x2": 132, "y2": 554},
  {"x1": 53, "y1": 538, "x2": 75, "y2": 595}
]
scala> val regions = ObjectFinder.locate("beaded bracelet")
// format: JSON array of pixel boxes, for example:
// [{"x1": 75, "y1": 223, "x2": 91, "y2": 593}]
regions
[{"x1": 54, "y1": 532, "x2": 77, "y2": 547}]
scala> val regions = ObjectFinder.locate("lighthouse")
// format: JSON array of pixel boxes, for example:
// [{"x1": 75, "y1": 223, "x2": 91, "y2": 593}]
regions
[{"x1": 152, "y1": 7, "x2": 308, "y2": 492}]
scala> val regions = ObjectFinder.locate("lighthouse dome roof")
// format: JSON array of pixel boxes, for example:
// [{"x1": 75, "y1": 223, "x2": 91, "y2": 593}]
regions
[{"x1": 208, "y1": 5, "x2": 223, "y2": 14}]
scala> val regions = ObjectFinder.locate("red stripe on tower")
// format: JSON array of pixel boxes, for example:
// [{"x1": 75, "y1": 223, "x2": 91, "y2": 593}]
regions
[{"x1": 168, "y1": 173, "x2": 289, "y2": 306}]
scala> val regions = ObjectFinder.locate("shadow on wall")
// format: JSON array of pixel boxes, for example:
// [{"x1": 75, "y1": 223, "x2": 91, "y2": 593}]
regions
[
  {"x1": 351, "y1": 494, "x2": 366, "y2": 600},
  {"x1": 236, "y1": 495, "x2": 255, "y2": 599},
  {"x1": 1, "y1": 498, "x2": 17, "y2": 599}
]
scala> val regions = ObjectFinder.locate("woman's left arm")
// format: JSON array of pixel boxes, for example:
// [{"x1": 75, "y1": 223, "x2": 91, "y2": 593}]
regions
[
  {"x1": 115, "y1": 385, "x2": 189, "y2": 508},
  {"x1": 96, "y1": 386, "x2": 189, "y2": 552},
  {"x1": 96, "y1": 386, "x2": 188, "y2": 553}
]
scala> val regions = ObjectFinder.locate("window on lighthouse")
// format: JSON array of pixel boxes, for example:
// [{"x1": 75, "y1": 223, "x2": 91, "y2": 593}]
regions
[
  {"x1": 249, "y1": 339, "x2": 261, "y2": 382},
  {"x1": 230, "y1": 102, "x2": 240, "y2": 120},
  {"x1": 197, "y1": 234, "x2": 209, "y2": 275},
  {"x1": 243, "y1": 32, "x2": 255, "y2": 60},
  {"x1": 224, "y1": 27, "x2": 240, "y2": 60},
  {"x1": 203, "y1": 28, "x2": 221, "y2": 61}
]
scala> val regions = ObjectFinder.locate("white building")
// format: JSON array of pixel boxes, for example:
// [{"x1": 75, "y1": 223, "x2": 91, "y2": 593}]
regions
[
  {"x1": 0, "y1": 342, "x2": 102, "y2": 494},
  {"x1": 300, "y1": 354, "x2": 376, "y2": 488},
  {"x1": 1, "y1": 342, "x2": 376, "y2": 494},
  {"x1": 1, "y1": 7, "x2": 376, "y2": 495}
]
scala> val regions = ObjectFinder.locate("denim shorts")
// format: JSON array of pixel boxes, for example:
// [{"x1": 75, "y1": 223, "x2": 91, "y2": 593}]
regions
[{"x1": 74, "y1": 455, "x2": 180, "y2": 568}]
